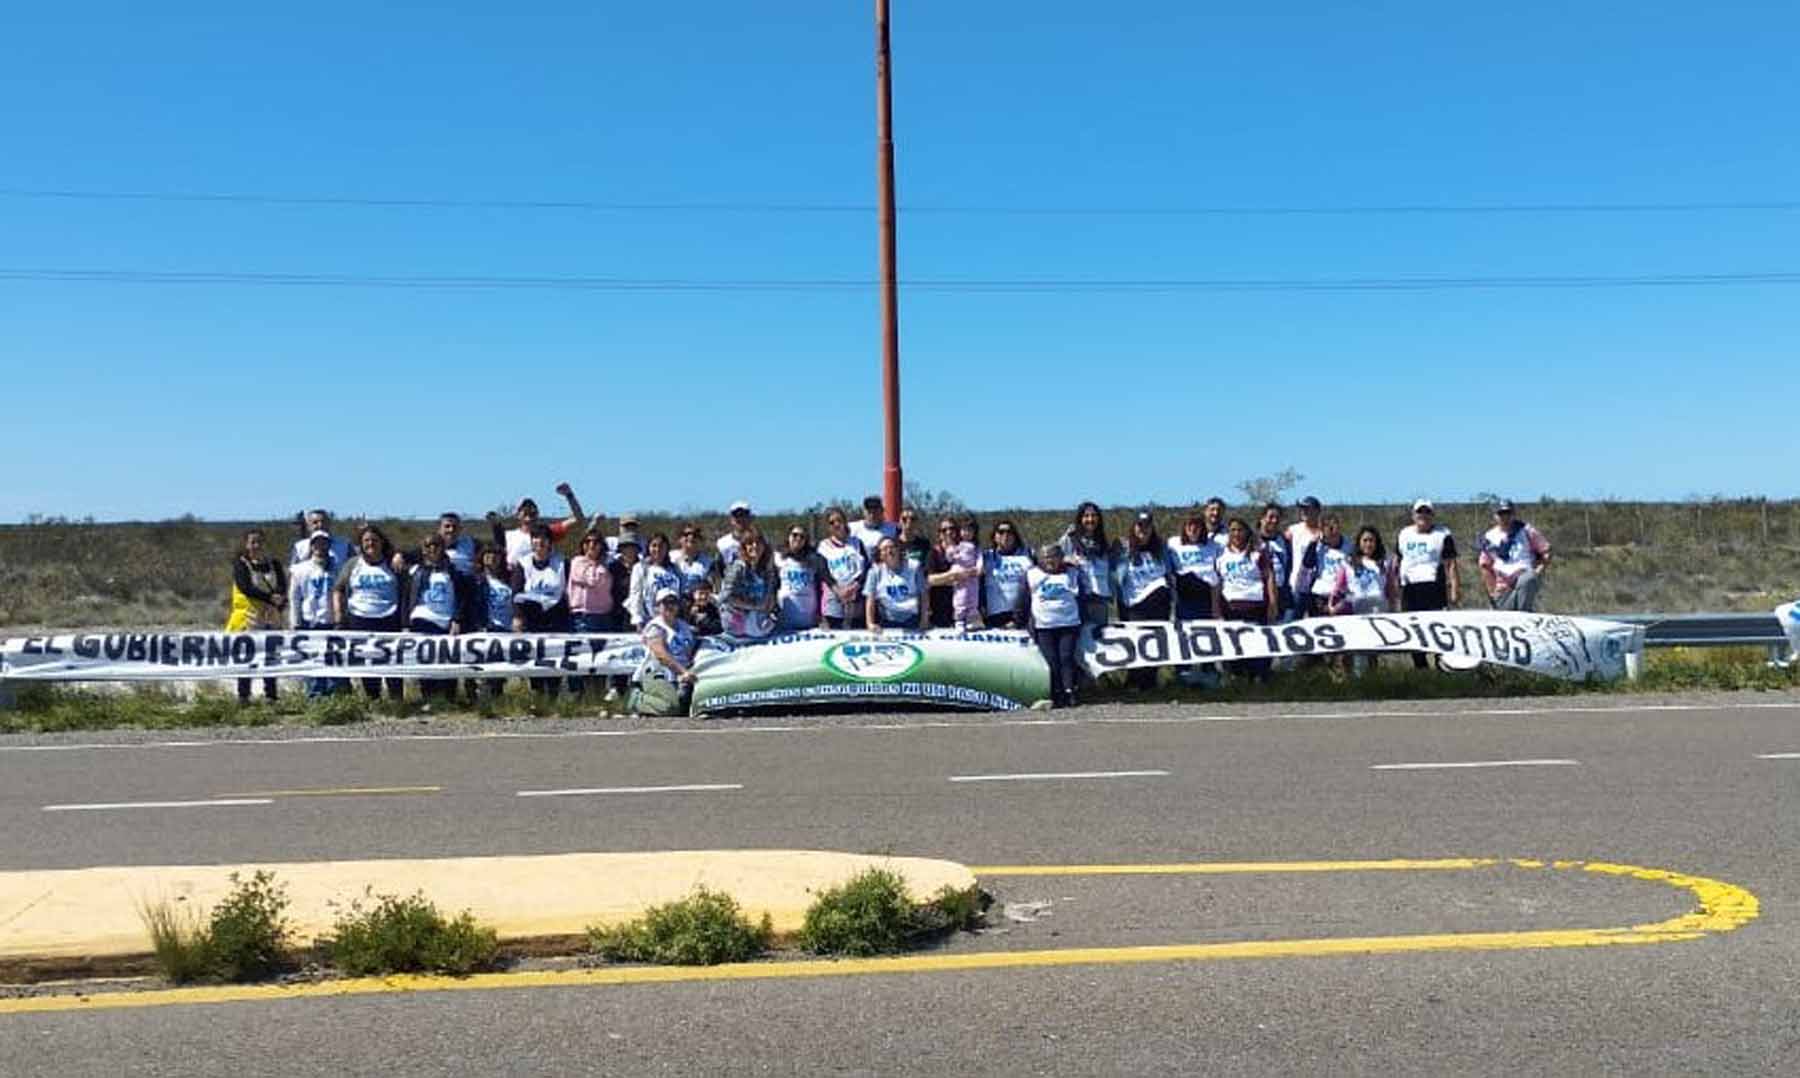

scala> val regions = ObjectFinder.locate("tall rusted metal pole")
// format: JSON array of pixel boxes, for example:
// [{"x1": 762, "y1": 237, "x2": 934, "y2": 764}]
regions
[{"x1": 875, "y1": 0, "x2": 904, "y2": 523}]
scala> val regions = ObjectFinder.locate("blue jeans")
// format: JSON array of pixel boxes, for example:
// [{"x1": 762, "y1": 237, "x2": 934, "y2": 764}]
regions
[{"x1": 569, "y1": 610, "x2": 620, "y2": 694}]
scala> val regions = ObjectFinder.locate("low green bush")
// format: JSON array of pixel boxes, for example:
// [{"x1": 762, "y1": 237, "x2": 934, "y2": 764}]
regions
[
  {"x1": 798, "y1": 869, "x2": 984, "y2": 957},
  {"x1": 589, "y1": 887, "x2": 773, "y2": 966},
  {"x1": 138, "y1": 870, "x2": 292, "y2": 984},
  {"x1": 325, "y1": 891, "x2": 499, "y2": 976}
]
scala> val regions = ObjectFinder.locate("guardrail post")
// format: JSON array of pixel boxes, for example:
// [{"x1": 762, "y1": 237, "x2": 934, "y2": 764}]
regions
[{"x1": 1624, "y1": 647, "x2": 1644, "y2": 682}]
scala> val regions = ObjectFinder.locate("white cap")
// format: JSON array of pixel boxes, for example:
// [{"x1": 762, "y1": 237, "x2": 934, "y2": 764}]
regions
[
  {"x1": 653, "y1": 587, "x2": 680, "y2": 604},
  {"x1": 1411, "y1": 499, "x2": 1434, "y2": 513},
  {"x1": 308, "y1": 529, "x2": 332, "y2": 543},
  {"x1": 728, "y1": 500, "x2": 752, "y2": 515}
]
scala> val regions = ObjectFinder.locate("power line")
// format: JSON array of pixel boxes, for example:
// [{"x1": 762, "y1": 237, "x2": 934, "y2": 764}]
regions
[
  {"x1": 3, "y1": 267, "x2": 1799, "y2": 293},
  {"x1": 3, "y1": 186, "x2": 1799, "y2": 218}
]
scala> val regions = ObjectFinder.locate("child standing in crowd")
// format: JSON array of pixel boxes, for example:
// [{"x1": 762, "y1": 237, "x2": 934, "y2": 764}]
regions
[
  {"x1": 513, "y1": 524, "x2": 570, "y2": 698},
  {"x1": 227, "y1": 528, "x2": 287, "y2": 704},
  {"x1": 865, "y1": 537, "x2": 926, "y2": 631},
  {"x1": 949, "y1": 520, "x2": 982, "y2": 629},
  {"x1": 332, "y1": 525, "x2": 404, "y2": 701},
  {"x1": 817, "y1": 507, "x2": 869, "y2": 629},
  {"x1": 775, "y1": 526, "x2": 827, "y2": 631},
  {"x1": 405, "y1": 532, "x2": 467, "y2": 707},
  {"x1": 1213, "y1": 517, "x2": 1277, "y2": 683},
  {"x1": 288, "y1": 530, "x2": 342, "y2": 699},
  {"x1": 980, "y1": 520, "x2": 1033, "y2": 629},
  {"x1": 1028, "y1": 543, "x2": 1087, "y2": 708},
  {"x1": 1115, "y1": 511, "x2": 1174, "y2": 691},
  {"x1": 1059, "y1": 502, "x2": 1115, "y2": 629},
  {"x1": 687, "y1": 579, "x2": 724, "y2": 637},
  {"x1": 566, "y1": 529, "x2": 617, "y2": 696},
  {"x1": 473, "y1": 543, "x2": 516, "y2": 703}
]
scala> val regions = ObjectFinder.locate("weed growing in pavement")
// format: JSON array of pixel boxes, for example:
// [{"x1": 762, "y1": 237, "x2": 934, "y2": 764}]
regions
[
  {"x1": 798, "y1": 868, "x2": 984, "y2": 956},
  {"x1": 588, "y1": 888, "x2": 774, "y2": 966},
  {"x1": 325, "y1": 890, "x2": 499, "y2": 976},
  {"x1": 137, "y1": 871, "x2": 292, "y2": 983},
  {"x1": 138, "y1": 896, "x2": 214, "y2": 984}
]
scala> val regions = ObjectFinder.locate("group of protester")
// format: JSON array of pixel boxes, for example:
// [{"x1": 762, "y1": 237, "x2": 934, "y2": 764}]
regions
[{"x1": 223, "y1": 484, "x2": 1552, "y2": 711}]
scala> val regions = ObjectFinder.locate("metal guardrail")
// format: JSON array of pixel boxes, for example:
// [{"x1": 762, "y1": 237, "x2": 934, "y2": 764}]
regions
[{"x1": 1604, "y1": 613, "x2": 1793, "y2": 661}]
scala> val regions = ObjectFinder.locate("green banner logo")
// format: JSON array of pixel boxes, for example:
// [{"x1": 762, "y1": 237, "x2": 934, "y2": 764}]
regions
[{"x1": 821, "y1": 640, "x2": 924, "y2": 681}]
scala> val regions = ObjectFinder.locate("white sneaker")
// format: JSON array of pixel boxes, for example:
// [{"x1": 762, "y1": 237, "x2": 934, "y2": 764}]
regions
[{"x1": 603, "y1": 688, "x2": 621, "y2": 703}]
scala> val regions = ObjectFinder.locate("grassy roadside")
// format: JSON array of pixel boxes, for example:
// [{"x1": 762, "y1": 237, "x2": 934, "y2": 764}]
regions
[{"x1": 2, "y1": 649, "x2": 1792, "y2": 734}]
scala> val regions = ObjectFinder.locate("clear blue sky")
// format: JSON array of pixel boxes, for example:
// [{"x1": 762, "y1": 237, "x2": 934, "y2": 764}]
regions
[{"x1": 3, "y1": 2, "x2": 1796, "y2": 522}]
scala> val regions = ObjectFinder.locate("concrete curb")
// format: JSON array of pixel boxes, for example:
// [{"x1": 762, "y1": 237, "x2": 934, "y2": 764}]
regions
[{"x1": 0, "y1": 850, "x2": 975, "y2": 976}]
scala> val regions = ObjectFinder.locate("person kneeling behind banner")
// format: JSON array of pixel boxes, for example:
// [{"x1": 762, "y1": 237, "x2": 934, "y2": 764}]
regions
[{"x1": 630, "y1": 588, "x2": 698, "y2": 716}]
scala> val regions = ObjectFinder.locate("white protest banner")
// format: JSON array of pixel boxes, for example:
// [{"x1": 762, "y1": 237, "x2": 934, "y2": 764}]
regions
[
  {"x1": 1778, "y1": 601, "x2": 1800, "y2": 666},
  {"x1": 0, "y1": 630, "x2": 665, "y2": 682},
  {"x1": 1082, "y1": 610, "x2": 1644, "y2": 682},
  {"x1": 689, "y1": 629, "x2": 1049, "y2": 714}
]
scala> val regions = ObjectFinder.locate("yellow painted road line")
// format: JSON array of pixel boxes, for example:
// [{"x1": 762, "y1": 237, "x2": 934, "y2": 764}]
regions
[
  {"x1": 214, "y1": 786, "x2": 443, "y2": 798},
  {"x1": 0, "y1": 858, "x2": 1757, "y2": 1017},
  {"x1": 969, "y1": 858, "x2": 1499, "y2": 876}
]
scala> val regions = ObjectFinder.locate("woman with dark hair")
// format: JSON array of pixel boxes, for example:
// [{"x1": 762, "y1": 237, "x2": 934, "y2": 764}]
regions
[
  {"x1": 405, "y1": 531, "x2": 469, "y2": 707},
  {"x1": 332, "y1": 525, "x2": 405, "y2": 701},
  {"x1": 472, "y1": 542, "x2": 516, "y2": 703},
  {"x1": 227, "y1": 528, "x2": 287, "y2": 704},
  {"x1": 566, "y1": 529, "x2": 617, "y2": 696},
  {"x1": 1059, "y1": 502, "x2": 1116, "y2": 628},
  {"x1": 628, "y1": 533, "x2": 684, "y2": 629},
  {"x1": 864, "y1": 537, "x2": 926, "y2": 631},
  {"x1": 1212, "y1": 517, "x2": 1277, "y2": 683},
  {"x1": 719, "y1": 528, "x2": 780, "y2": 639},
  {"x1": 980, "y1": 519, "x2": 1034, "y2": 629},
  {"x1": 817, "y1": 507, "x2": 869, "y2": 629},
  {"x1": 1298, "y1": 513, "x2": 1354, "y2": 618},
  {"x1": 672, "y1": 524, "x2": 716, "y2": 602},
  {"x1": 1028, "y1": 543, "x2": 1088, "y2": 708},
  {"x1": 1114, "y1": 511, "x2": 1174, "y2": 690},
  {"x1": 774, "y1": 526, "x2": 827, "y2": 632},
  {"x1": 1332, "y1": 526, "x2": 1399, "y2": 616},
  {"x1": 512, "y1": 523, "x2": 570, "y2": 699},
  {"x1": 924, "y1": 515, "x2": 973, "y2": 628}
]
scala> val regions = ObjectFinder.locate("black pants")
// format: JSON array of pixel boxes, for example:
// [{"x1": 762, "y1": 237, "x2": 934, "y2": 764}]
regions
[
  {"x1": 1222, "y1": 601, "x2": 1272, "y2": 682},
  {"x1": 407, "y1": 617, "x2": 453, "y2": 700},
  {"x1": 518, "y1": 603, "x2": 569, "y2": 697},
  {"x1": 1401, "y1": 583, "x2": 1448, "y2": 668},
  {"x1": 236, "y1": 677, "x2": 277, "y2": 704},
  {"x1": 1121, "y1": 591, "x2": 1172, "y2": 689},
  {"x1": 986, "y1": 610, "x2": 1020, "y2": 630},
  {"x1": 345, "y1": 612, "x2": 404, "y2": 700},
  {"x1": 1035, "y1": 624, "x2": 1081, "y2": 707}
]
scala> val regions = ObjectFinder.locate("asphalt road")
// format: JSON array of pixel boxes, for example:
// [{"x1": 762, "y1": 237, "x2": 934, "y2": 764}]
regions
[{"x1": 3, "y1": 694, "x2": 1799, "y2": 1075}]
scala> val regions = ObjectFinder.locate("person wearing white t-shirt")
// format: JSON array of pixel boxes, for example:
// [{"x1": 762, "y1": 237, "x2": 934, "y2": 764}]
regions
[
  {"x1": 848, "y1": 495, "x2": 898, "y2": 559},
  {"x1": 672, "y1": 526, "x2": 717, "y2": 601},
  {"x1": 864, "y1": 537, "x2": 925, "y2": 631},
  {"x1": 1028, "y1": 544, "x2": 1087, "y2": 708},
  {"x1": 980, "y1": 520, "x2": 1035, "y2": 629},
  {"x1": 1285, "y1": 495, "x2": 1324, "y2": 602},
  {"x1": 1212, "y1": 517, "x2": 1277, "y2": 683},
  {"x1": 512, "y1": 524, "x2": 570, "y2": 699},
  {"x1": 1166, "y1": 511, "x2": 1224, "y2": 622},
  {"x1": 289, "y1": 509, "x2": 353, "y2": 569},
  {"x1": 1479, "y1": 500, "x2": 1551, "y2": 611},
  {"x1": 774, "y1": 526, "x2": 829, "y2": 631},
  {"x1": 501, "y1": 483, "x2": 586, "y2": 570},
  {"x1": 716, "y1": 501, "x2": 754, "y2": 565},
  {"x1": 288, "y1": 530, "x2": 343, "y2": 699},
  {"x1": 1395, "y1": 499, "x2": 1460, "y2": 668},
  {"x1": 331, "y1": 525, "x2": 405, "y2": 701},
  {"x1": 817, "y1": 508, "x2": 869, "y2": 629},
  {"x1": 1114, "y1": 512, "x2": 1174, "y2": 691},
  {"x1": 1298, "y1": 514, "x2": 1354, "y2": 617}
]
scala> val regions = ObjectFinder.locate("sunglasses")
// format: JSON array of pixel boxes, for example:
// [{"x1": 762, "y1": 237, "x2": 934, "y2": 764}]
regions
[{"x1": 938, "y1": 525, "x2": 956, "y2": 533}]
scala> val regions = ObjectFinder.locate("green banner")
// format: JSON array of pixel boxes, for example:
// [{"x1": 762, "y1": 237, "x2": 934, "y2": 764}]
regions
[{"x1": 690, "y1": 630, "x2": 1051, "y2": 714}]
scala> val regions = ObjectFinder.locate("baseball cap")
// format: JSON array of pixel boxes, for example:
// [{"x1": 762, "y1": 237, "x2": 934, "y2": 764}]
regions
[
  {"x1": 1135, "y1": 510, "x2": 1154, "y2": 524},
  {"x1": 1412, "y1": 499, "x2": 1435, "y2": 514},
  {"x1": 1494, "y1": 499, "x2": 1516, "y2": 513},
  {"x1": 728, "y1": 500, "x2": 752, "y2": 516},
  {"x1": 1298, "y1": 496, "x2": 1322, "y2": 510},
  {"x1": 619, "y1": 512, "x2": 641, "y2": 526},
  {"x1": 616, "y1": 529, "x2": 642, "y2": 551},
  {"x1": 653, "y1": 587, "x2": 680, "y2": 604},
  {"x1": 308, "y1": 530, "x2": 332, "y2": 544}
]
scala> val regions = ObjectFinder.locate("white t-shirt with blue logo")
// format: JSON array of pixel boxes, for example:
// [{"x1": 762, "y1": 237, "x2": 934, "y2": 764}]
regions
[
  {"x1": 817, "y1": 536, "x2": 868, "y2": 620},
  {"x1": 982, "y1": 549, "x2": 1035, "y2": 617},
  {"x1": 775, "y1": 552, "x2": 822, "y2": 630},
  {"x1": 1116, "y1": 549, "x2": 1172, "y2": 609},
  {"x1": 865, "y1": 562, "x2": 923, "y2": 626},
  {"x1": 1166, "y1": 535, "x2": 1224, "y2": 586},
  {"x1": 338, "y1": 557, "x2": 400, "y2": 620},
  {"x1": 411, "y1": 567, "x2": 459, "y2": 627},
  {"x1": 1027, "y1": 566, "x2": 1083, "y2": 629}
]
